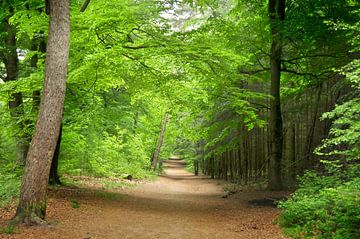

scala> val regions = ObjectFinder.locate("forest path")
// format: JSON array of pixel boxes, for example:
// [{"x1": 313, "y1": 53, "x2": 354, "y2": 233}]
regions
[{"x1": 1, "y1": 159, "x2": 288, "y2": 239}]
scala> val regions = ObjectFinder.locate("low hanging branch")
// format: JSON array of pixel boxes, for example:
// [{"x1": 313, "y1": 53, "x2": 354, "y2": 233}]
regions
[{"x1": 80, "y1": 0, "x2": 91, "y2": 12}]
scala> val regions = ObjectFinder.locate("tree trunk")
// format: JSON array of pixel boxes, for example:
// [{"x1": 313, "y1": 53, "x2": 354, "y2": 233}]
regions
[
  {"x1": 31, "y1": 35, "x2": 47, "y2": 112},
  {"x1": 290, "y1": 122, "x2": 296, "y2": 179},
  {"x1": 268, "y1": 0, "x2": 285, "y2": 190},
  {"x1": 1, "y1": 6, "x2": 28, "y2": 164},
  {"x1": 304, "y1": 84, "x2": 322, "y2": 168},
  {"x1": 49, "y1": 123, "x2": 63, "y2": 185},
  {"x1": 13, "y1": 0, "x2": 70, "y2": 225},
  {"x1": 194, "y1": 159, "x2": 199, "y2": 176},
  {"x1": 151, "y1": 112, "x2": 169, "y2": 170}
]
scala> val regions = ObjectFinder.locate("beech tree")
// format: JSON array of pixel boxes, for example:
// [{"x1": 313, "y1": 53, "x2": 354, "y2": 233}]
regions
[
  {"x1": 268, "y1": 0, "x2": 285, "y2": 190},
  {"x1": 13, "y1": 0, "x2": 70, "y2": 224}
]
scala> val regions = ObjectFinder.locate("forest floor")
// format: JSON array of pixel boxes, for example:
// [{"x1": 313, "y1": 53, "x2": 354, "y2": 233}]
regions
[{"x1": 0, "y1": 159, "x2": 290, "y2": 239}]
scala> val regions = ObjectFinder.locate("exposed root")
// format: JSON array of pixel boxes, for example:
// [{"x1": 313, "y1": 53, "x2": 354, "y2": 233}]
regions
[{"x1": 10, "y1": 212, "x2": 47, "y2": 226}]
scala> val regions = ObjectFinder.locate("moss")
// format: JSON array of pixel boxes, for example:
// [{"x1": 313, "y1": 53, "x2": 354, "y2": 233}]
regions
[{"x1": 10, "y1": 200, "x2": 48, "y2": 226}]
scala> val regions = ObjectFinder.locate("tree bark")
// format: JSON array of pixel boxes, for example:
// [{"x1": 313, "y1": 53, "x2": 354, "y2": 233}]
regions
[
  {"x1": 49, "y1": 123, "x2": 63, "y2": 185},
  {"x1": 13, "y1": 0, "x2": 70, "y2": 225},
  {"x1": 151, "y1": 112, "x2": 169, "y2": 170},
  {"x1": 268, "y1": 0, "x2": 285, "y2": 190}
]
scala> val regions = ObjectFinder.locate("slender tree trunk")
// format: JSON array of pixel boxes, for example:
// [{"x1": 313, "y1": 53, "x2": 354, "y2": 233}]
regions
[
  {"x1": 13, "y1": 0, "x2": 70, "y2": 225},
  {"x1": 49, "y1": 124, "x2": 63, "y2": 185},
  {"x1": 211, "y1": 156, "x2": 215, "y2": 179},
  {"x1": 268, "y1": 0, "x2": 285, "y2": 190},
  {"x1": 32, "y1": 35, "x2": 47, "y2": 111},
  {"x1": 290, "y1": 122, "x2": 296, "y2": 179},
  {"x1": 304, "y1": 83, "x2": 322, "y2": 168},
  {"x1": 1, "y1": 6, "x2": 28, "y2": 164},
  {"x1": 194, "y1": 159, "x2": 199, "y2": 176},
  {"x1": 151, "y1": 112, "x2": 169, "y2": 170},
  {"x1": 133, "y1": 111, "x2": 139, "y2": 134}
]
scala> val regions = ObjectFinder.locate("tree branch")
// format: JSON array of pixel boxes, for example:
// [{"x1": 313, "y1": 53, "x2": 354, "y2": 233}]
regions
[
  {"x1": 80, "y1": 0, "x2": 91, "y2": 12},
  {"x1": 238, "y1": 68, "x2": 269, "y2": 75}
]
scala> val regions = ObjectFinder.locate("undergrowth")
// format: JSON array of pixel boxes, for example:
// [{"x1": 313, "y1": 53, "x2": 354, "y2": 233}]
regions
[
  {"x1": 0, "y1": 163, "x2": 22, "y2": 207},
  {"x1": 278, "y1": 171, "x2": 360, "y2": 239}
]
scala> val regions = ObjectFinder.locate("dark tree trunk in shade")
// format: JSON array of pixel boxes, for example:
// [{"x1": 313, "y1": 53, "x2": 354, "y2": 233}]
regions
[
  {"x1": 268, "y1": 0, "x2": 285, "y2": 190},
  {"x1": 151, "y1": 112, "x2": 169, "y2": 170},
  {"x1": 31, "y1": 35, "x2": 47, "y2": 112},
  {"x1": 2, "y1": 6, "x2": 27, "y2": 164},
  {"x1": 194, "y1": 160, "x2": 199, "y2": 176},
  {"x1": 304, "y1": 84, "x2": 322, "y2": 167},
  {"x1": 49, "y1": 124, "x2": 63, "y2": 185},
  {"x1": 13, "y1": 0, "x2": 70, "y2": 225}
]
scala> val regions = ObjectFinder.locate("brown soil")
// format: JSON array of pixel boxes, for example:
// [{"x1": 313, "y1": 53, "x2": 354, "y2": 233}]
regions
[{"x1": 0, "y1": 159, "x2": 289, "y2": 239}]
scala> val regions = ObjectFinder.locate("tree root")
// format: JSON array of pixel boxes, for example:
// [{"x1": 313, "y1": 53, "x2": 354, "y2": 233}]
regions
[{"x1": 10, "y1": 212, "x2": 47, "y2": 226}]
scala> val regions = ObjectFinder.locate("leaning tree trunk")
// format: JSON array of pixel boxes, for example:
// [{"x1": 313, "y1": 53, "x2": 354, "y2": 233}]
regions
[
  {"x1": 151, "y1": 112, "x2": 169, "y2": 170},
  {"x1": 268, "y1": 0, "x2": 285, "y2": 190},
  {"x1": 13, "y1": 0, "x2": 70, "y2": 225}
]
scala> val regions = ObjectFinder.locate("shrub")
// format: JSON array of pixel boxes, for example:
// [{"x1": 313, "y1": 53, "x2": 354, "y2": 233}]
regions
[
  {"x1": 0, "y1": 163, "x2": 22, "y2": 207},
  {"x1": 278, "y1": 175, "x2": 360, "y2": 239}
]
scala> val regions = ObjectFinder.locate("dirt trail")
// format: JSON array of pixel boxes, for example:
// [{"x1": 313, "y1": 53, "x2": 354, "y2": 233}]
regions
[{"x1": 1, "y1": 159, "x2": 288, "y2": 239}]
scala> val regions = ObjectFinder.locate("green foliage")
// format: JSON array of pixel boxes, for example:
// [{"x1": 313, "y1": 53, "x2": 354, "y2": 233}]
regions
[
  {"x1": 0, "y1": 224, "x2": 17, "y2": 235},
  {"x1": 316, "y1": 98, "x2": 360, "y2": 161},
  {"x1": 0, "y1": 163, "x2": 22, "y2": 207},
  {"x1": 279, "y1": 174, "x2": 360, "y2": 239},
  {"x1": 69, "y1": 198, "x2": 80, "y2": 209},
  {"x1": 279, "y1": 7, "x2": 360, "y2": 238}
]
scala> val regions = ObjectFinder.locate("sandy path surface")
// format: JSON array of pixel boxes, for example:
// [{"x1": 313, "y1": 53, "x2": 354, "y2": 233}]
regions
[{"x1": 0, "y1": 159, "x2": 288, "y2": 239}]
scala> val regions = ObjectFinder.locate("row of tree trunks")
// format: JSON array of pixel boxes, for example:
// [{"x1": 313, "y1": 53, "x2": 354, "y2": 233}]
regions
[
  {"x1": 202, "y1": 126, "x2": 269, "y2": 183},
  {"x1": 200, "y1": 77, "x2": 343, "y2": 187}
]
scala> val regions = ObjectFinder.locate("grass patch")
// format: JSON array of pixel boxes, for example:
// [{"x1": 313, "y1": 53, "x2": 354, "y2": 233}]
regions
[
  {"x1": 69, "y1": 198, "x2": 80, "y2": 208},
  {"x1": 0, "y1": 224, "x2": 19, "y2": 235},
  {"x1": 93, "y1": 190, "x2": 124, "y2": 200}
]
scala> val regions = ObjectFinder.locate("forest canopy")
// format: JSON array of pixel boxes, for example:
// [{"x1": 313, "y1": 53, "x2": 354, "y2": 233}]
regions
[{"x1": 0, "y1": 0, "x2": 359, "y2": 237}]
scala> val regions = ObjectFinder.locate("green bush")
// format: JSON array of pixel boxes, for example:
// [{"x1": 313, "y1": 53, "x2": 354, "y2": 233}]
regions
[
  {"x1": 278, "y1": 174, "x2": 360, "y2": 239},
  {"x1": 0, "y1": 163, "x2": 22, "y2": 207}
]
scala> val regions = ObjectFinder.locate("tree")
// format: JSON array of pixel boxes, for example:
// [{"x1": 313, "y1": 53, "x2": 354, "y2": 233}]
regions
[
  {"x1": 13, "y1": 0, "x2": 70, "y2": 224},
  {"x1": 268, "y1": 0, "x2": 285, "y2": 190},
  {"x1": 151, "y1": 112, "x2": 169, "y2": 170},
  {"x1": 1, "y1": 4, "x2": 28, "y2": 164}
]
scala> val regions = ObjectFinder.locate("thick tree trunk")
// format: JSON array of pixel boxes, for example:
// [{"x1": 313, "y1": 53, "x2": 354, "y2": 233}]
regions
[
  {"x1": 151, "y1": 112, "x2": 169, "y2": 170},
  {"x1": 268, "y1": 0, "x2": 285, "y2": 190},
  {"x1": 13, "y1": 0, "x2": 70, "y2": 225}
]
